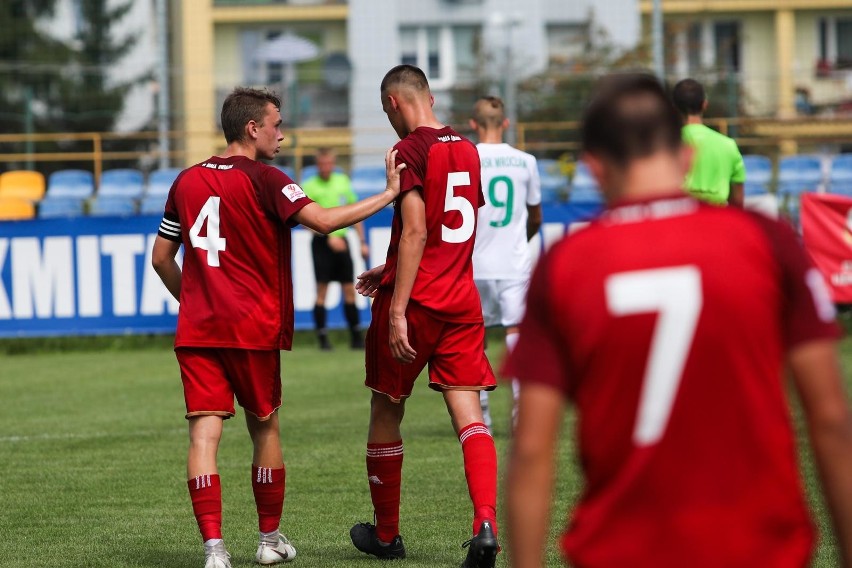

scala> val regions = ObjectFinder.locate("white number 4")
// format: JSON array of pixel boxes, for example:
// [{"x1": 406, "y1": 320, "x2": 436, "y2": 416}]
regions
[
  {"x1": 605, "y1": 266, "x2": 703, "y2": 446},
  {"x1": 189, "y1": 196, "x2": 227, "y2": 267}
]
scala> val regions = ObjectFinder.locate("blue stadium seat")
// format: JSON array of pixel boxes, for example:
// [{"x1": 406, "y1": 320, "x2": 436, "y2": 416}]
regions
[
  {"x1": 98, "y1": 168, "x2": 145, "y2": 198},
  {"x1": 38, "y1": 197, "x2": 85, "y2": 218},
  {"x1": 567, "y1": 161, "x2": 599, "y2": 203},
  {"x1": 146, "y1": 168, "x2": 181, "y2": 196},
  {"x1": 275, "y1": 165, "x2": 296, "y2": 181},
  {"x1": 139, "y1": 194, "x2": 167, "y2": 215},
  {"x1": 742, "y1": 154, "x2": 772, "y2": 196},
  {"x1": 47, "y1": 169, "x2": 95, "y2": 199},
  {"x1": 830, "y1": 154, "x2": 852, "y2": 195},
  {"x1": 89, "y1": 195, "x2": 138, "y2": 216},
  {"x1": 778, "y1": 155, "x2": 823, "y2": 222},
  {"x1": 778, "y1": 155, "x2": 823, "y2": 196},
  {"x1": 531, "y1": 159, "x2": 566, "y2": 203},
  {"x1": 299, "y1": 165, "x2": 319, "y2": 183},
  {"x1": 351, "y1": 166, "x2": 387, "y2": 197}
]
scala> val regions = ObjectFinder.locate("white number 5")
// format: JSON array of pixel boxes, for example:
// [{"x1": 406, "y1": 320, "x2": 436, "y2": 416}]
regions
[
  {"x1": 442, "y1": 171, "x2": 475, "y2": 243},
  {"x1": 605, "y1": 266, "x2": 703, "y2": 446},
  {"x1": 189, "y1": 196, "x2": 227, "y2": 267}
]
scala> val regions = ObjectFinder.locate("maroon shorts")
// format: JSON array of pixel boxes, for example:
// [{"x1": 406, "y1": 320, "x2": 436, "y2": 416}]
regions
[
  {"x1": 175, "y1": 347, "x2": 281, "y2": 420},
  {"x1": 365, "y1": 291, "x2": 496, "y2": 402}
]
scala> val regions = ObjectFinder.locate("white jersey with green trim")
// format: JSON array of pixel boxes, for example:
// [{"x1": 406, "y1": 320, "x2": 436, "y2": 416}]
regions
[{"x1": 473, "y1": 142, "x2": 541, "y2": 279}]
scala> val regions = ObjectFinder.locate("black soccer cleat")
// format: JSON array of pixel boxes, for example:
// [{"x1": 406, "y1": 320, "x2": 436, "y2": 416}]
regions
[
  {"x1": 461, "y1": 520, "x2": 498, "y2": 568},
  {"x1": 350, "y1": 522, "x2": 406, "y2": 560}
]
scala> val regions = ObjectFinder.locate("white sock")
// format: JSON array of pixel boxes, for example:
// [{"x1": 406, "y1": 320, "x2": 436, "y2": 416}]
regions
[
  {"x1": 204, "y1": 538, "x2": 224, "y2": 552},
  {"x1": 260, "y1": 529, "x2": 280, "y2": 545},
  {"x1": 506, "y1": 333, "x2": 520, "y2": 424}
]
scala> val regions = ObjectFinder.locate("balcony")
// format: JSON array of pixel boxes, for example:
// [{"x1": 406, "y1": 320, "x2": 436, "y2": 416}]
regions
[{"x1": 212, "y1": 0, "x2": 347, "y2": 23}]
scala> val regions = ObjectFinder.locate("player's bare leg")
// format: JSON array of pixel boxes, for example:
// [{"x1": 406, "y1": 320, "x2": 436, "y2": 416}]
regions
[
  {"x1": 314, "y1": 282, "x2": 332, "y2": 351},
  {"x1": 351, "y1": 393, "x2": 407, "y2": 559},
  {"x1": 245, "y1": 411, "x2": 295, "y2": 564},
  {"x1": 443, "y1": 390, "x2": 499, "y2": 568},
  {"x1": 187, "y1": 416, "x2": 231, "y2": 568},
  {"x1": 342, "y1": 282, "x2": 364, "y2": 349}
]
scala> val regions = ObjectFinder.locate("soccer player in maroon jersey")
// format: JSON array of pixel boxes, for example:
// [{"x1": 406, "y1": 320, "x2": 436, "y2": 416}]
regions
[
  {"x1": 151, "y1": 87, "x2": 405, "y2": 568},
  {"x1": 504, "y1": 73, "x2": 852, "y2": 568},
  {"x1": 348, "y1": 65, "x2": 499, "y2": 568}
]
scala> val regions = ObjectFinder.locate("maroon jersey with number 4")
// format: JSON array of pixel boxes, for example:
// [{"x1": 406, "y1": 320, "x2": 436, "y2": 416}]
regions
[
  {"x1": 158, "y1": 155, "x2": 312, "y2": 350},
  {"x1": 504, "y1": 195, "x2": 840, "y2": 568},
  {"x1": 380, "y1": 126, "x2": 484, "y2": 322}
]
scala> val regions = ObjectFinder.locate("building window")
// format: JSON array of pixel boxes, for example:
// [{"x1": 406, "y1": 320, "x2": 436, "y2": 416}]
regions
[
  {"x1": 453, "y1": 26, "x2": 480, "y2": 79},
  {"x1": 713, "y1": 22, "x2": 740, "y2": 73},
  {"x1": 820, "y1": 17, "x2": 852, "y2": 70},
  {"x1": 398, "y1": 26, "x2": 479, "y2": 89},
  {"x1": 545, "y1": 23, "x2": 589, "y2": 66}
]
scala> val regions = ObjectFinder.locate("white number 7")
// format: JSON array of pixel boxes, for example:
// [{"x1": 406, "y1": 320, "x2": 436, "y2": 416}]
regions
[{"x1": 605, "y1": 266, "x2": 703, "y2": 446}]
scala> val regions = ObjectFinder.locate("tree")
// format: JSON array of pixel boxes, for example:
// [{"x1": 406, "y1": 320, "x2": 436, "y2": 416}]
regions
[
  {"x1": 0, "y1": 0, "x2": 148, "y2": 173},
  {"x1": 0, "y1": 1, "x2": 69, "y2": 136}
]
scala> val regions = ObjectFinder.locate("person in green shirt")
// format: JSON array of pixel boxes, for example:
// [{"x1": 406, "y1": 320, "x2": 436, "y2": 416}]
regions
[
  {"x1": 301, "y1": 148, "x2": 370, "y2": 350},
  {"x1": 672, "y1": 79, "x2": 745, "y2": 207}
]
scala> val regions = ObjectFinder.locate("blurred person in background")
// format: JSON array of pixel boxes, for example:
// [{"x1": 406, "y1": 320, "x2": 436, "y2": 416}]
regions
[
  {"x1": 151, "y1": 87, "x2": 404, "y2": 568},
  {"x1": 301, "y1": 148, "x2": 369, "y2": 350},
  {"x1": 468, "y1": 95, "x2": 542, "y2": 431},
  {"x1": 505, "y1": 73, "x2": 852, "y2": 568},
  {"x1": 673, "y1": 78, "x2": 745, "y2": 208}
]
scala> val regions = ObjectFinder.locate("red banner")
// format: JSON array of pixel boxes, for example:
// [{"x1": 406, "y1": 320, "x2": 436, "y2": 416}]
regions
[{"x1": 801, "y1": 192, "x2": 852, "y2": 303}]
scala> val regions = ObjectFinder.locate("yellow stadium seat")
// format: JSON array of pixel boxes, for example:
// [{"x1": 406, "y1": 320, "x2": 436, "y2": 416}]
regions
[
  {"x1": 0, "y1": 197, "x2": 36, "y2": 220},
  {"x1": 0, "y1": 170, "x2": 46, "y2": 201}
]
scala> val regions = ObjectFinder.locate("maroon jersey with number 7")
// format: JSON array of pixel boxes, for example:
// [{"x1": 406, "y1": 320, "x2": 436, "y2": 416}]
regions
[
  {"x1": 158, "y1": 155, "x2": 313, "y2": 350},
  {"x1": 505, "y1": 195, "x2": 840, "y2": 568}
]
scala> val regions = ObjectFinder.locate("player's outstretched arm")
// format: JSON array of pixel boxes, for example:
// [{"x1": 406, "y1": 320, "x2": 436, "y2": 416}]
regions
[
  {"x1": 507, "y1": 382, "x2": 564, "y2": 568},
  {"x1": 152, "y1": 235, "x2": 182, "y2": 301},
  {"x1": 294, "y1": 148, "x2": 405, "y2": 234},
  {"x1": 790, "y1": 339, "x2": 852, "y2": 567}
]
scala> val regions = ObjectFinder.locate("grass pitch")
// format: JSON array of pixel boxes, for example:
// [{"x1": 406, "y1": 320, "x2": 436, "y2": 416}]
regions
[{"x1": 0, "y1": 331, "x2": 848, "y2": 567}]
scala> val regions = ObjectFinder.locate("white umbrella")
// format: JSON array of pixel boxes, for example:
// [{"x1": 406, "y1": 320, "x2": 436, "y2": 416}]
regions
[{"x1": 254, "y1": 33, "x2": 319, "y2": 64}]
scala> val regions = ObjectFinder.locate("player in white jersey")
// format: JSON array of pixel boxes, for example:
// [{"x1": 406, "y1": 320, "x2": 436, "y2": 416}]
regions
[{"x1": 469, "y1": 96, "x2": 542, "y2": 429}]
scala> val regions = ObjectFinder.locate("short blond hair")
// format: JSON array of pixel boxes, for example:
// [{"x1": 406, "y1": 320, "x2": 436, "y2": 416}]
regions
[{"x1": 471, "y1": 96, "x2": 505, "y2": 130}]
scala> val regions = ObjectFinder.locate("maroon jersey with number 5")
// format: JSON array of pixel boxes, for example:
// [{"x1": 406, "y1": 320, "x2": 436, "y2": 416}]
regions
[
  {"x1": 380, "y1": 126, "x2": 484, "y2": 323},
  {"x1": 505, "y1": 195, "x2": 841, "y2": 568},
  {"x1": 157, "y1": 155, "x2": 313, "y2": 350}
]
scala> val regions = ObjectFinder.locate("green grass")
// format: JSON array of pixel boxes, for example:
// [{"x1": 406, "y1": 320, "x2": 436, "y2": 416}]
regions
[{"x1": 0, "y1": 331, "x2": 848, "y2": 567}]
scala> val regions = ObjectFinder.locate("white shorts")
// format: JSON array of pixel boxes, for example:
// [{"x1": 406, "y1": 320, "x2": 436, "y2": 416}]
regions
[{"x1": 475, "y1": 278, "x2": 529, "y2": 328}]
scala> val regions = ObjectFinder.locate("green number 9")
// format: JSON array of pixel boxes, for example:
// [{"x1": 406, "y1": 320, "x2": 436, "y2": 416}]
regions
[{"x1": 488, "y1": 175, "x2": 514, "y2": 228}]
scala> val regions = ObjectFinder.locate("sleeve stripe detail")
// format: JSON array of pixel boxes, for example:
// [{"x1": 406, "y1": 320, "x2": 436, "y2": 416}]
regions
[
  {"x1": 158, "y1": 220, "x2": 181, "y2": 236},
  {"x1": 161, "y1": 217, "x2": 179, "y2": 226}
]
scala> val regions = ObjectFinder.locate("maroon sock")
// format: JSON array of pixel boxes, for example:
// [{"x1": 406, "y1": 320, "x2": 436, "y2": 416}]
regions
[
  {"x1": 459, "y1": 422, "x2": 498, "y2": 537},
  {"x1": 252, "y1": 465, "x2": 285, "y2": 533},
  {"x1": 187, "y1": 474, "x2": 222, "y2": 541},
  {"x1": 366, "y1": 440, "x2": 404, "y2": 543}
]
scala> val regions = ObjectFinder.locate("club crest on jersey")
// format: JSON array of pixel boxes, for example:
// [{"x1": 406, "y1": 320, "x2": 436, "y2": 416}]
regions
[{"x1": 281, "y1": 183, "x2": 306, "y2": 202}]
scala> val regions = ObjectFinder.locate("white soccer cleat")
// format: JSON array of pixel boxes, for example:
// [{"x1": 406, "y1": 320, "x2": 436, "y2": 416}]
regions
[
  {"x1": 204, "y1": 549, "x2": 231, "y2": 568},
  {"x1": 256, "y1": 534, "x2": 297, "y2": 564}
]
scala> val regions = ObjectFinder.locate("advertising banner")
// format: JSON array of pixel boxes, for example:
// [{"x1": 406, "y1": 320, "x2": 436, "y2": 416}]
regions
[
  {"x1": 801, "y1": 192, "x2": 852, "y2": 303},
  {"x1": 0, "y1": 203, "x2": 601, "y2": 338}
]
